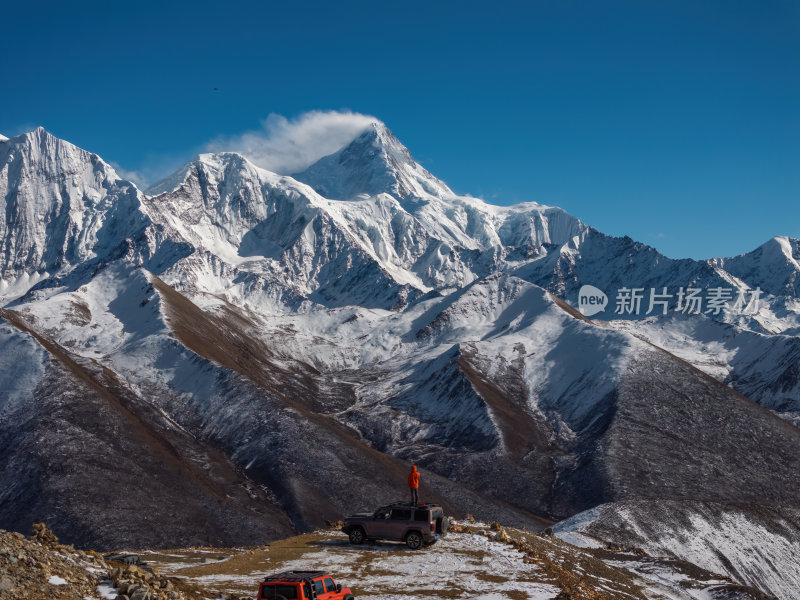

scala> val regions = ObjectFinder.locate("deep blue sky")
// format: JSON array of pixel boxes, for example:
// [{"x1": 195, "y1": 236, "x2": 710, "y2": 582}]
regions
[{"x1": 2, "y1": 1, "x2": 798, "y2": 259}]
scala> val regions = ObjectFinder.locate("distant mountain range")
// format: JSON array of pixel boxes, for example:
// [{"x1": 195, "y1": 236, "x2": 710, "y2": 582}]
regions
[{"x1": 0, "y1": 124, "x2": 798, "y2": 597}]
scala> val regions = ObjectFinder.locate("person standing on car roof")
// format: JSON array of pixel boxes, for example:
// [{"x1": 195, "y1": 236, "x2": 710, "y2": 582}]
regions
[{"x1": 408, "y1": 465, "x2": 420, "y2": 504}]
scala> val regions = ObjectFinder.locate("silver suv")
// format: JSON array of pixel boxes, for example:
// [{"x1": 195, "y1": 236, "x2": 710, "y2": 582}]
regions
[{"x1": 342, "y1": 502, "x2": 449, "y2": 550}]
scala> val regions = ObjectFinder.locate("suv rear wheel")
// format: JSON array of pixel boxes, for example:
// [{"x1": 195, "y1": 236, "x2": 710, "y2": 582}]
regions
[
  {"x1": 348, "y1": 526, "x2": 366, "y2": 545},
  {"x1": 405, "y1": 531, "x2": 423, "y2": 550}
]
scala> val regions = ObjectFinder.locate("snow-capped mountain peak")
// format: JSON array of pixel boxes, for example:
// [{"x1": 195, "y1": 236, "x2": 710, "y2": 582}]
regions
[
  {"x1": 0, "y1": 127, "x2": 150, "y2": 298},
  {"x1": 769, "y1": 235, "x2": 800, "y2": 263},
  {"x1": 293, "y1": 122, "x2": 452, "y2": 201},
  {"x1": 711, "y1": 235, "x2": 800, "y2": 297}
]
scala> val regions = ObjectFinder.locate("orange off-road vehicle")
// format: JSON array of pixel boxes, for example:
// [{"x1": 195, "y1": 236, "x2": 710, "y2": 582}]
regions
[{"x1": 258, "y1": 571, "x2": 354, "y2": 600}]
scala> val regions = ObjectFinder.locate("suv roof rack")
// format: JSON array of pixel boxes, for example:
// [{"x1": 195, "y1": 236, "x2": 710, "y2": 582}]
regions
[
  {"x1": 386, "y1": 501, "x2": 441, "y2": 509},
  {"x1": 263, "y1": 571, "x2": 325, "y2": 582}
]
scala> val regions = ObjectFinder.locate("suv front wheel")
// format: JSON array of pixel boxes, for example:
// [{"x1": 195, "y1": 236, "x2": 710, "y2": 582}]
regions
[
  {"x1": 405, "y1": 531, "x2": 423, "y2": 550},
  {"x1": 348, "y1": 526, "x2": 366, "y2": 545}
]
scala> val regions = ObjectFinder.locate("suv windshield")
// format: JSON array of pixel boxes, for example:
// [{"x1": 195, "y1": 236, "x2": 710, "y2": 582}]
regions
[{"x1": 261, "y1": 584, "x2": 298, "y2": 599}]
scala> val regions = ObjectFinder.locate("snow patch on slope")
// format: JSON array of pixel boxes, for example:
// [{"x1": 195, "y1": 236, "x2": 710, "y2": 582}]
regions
[
  {"x1": 0, "y1": 323, "x2": 47, "y2": 413},
  {"x1": 554, "y1": 500, "x2": 800, "y2": 599}
]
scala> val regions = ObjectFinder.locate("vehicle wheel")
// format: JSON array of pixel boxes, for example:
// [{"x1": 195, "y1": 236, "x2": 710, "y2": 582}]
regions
[
  {"x1": 344, "y1": 596, "x2": 355, "y2": 600},
  {"x1": 349, "y1": 526, "x2": 366, "y2": 545},
  {"x1": 439, "y1": 516, "x2": 450, "y2": 537},
  {"x1": 405, "y1": 531, "x2": 423, "y2": 550}
]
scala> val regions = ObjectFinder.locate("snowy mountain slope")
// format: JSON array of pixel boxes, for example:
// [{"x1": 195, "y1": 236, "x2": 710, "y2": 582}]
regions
[
  {"x1": 0, "y1": 129, "x2": 152, "y2": 302},
  {"x1": 215, "y1": 270, "x2": 800, "y2": 520},
  {"x1": 329, "y1": 274, "x2": 800, "y2": 519},
  {"x1": 0, "y1": 304, "x2": 296, "y2": 550},
  {"x1": 0, "y1": 260, "x2": 550, "y2": 546},
  {"x1": 6, "y1": 248, "x2": 798, "y2": 546},
  {"x1": 607, "y1": 314, "x2": 800, "y2": 422},
  {"x1": 713, "y1": 236, "x2": 800, "y2": 297},
  {"x1": 554, "y1": 500, "x2": 800, "y2": 599},
  {"x1": 517, "y1": 228, "x2": 799, "y2": 332}
]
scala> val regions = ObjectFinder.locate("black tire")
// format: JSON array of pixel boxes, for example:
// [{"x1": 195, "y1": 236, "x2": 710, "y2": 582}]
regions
[
  {"x1": 405, "y1": 530, "x2": 423, "y2": 550},
  {"x1": 344, "y1": 596, "x2": 355, "y2": 600},
  {"x1": 349, "y1": 526, "x2": 366, "y2": 545}
]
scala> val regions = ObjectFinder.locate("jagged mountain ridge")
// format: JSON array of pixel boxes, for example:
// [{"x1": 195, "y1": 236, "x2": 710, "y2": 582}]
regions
[
  {"x1": 0, "y1": 128, "x2": 151, "y2": 286},
  {"x1": 0, "y1": 120, "x2": 799, "y2": 592},
  {"x1": 3, "y1": 125, "x2": 798, "y2": 318}
]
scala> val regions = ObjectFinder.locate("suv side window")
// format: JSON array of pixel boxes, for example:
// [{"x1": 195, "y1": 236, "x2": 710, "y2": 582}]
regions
[
  {"x1": 390, "y1": 509, "x2": 412, "y2": 520},
  {"x1": 314, "y1": 579, "x2": 324, "y2": 596},
  {"x1": 261, "y1": 585, "x2": 298, "y2": 599},
  {"x1": 323, "y1": 577, "x2": 336, "y2": 592},
  {"x1": 302, "y1": 583, "x2": 312, "y2": 599},
  {"x1": 414, "y1": 509, "x2": 429, "y2": 522},
  {"x1": 375, "y1": 507, "x2": 391, "y2": 519}
]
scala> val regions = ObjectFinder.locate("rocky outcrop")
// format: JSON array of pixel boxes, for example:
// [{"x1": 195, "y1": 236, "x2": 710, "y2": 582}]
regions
[
  {"x1": 0, "y1": 524, "x2": 230, "y2": 600},
  {"x1": 0, "y1": 524, "x2": 108, "y2": 599}
]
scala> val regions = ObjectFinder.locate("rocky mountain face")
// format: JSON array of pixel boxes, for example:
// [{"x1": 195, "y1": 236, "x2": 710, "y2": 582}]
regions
[{"x1": 0, "y1": 124, "x2": 799, "y2": 596}]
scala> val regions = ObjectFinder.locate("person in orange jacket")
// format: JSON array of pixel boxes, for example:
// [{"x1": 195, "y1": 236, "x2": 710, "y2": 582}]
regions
[{"x1": 408, "y1": 465, "x2": 420, "y2": 504}]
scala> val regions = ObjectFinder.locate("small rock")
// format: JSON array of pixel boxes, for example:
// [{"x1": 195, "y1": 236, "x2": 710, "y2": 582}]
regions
[
  {"x1": 0, "y1": 575, "x2": 15, "y2": 593},
  {"x1": 130, "y1": 588, "x2": 150, "y2": 600},
  {"x1": 31, "y1": 523, "x2": 59, "y2": 546}
]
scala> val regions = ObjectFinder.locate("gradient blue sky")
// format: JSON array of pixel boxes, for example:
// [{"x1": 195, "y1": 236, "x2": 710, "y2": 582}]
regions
[{"x1": 2, "y1": 1, "x2": 798, "y2": 259}]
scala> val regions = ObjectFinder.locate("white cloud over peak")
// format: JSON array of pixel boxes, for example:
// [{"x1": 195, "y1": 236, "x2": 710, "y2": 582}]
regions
[
  {"x1": 206, "y1": 110, "x2": 380, "y2": 174},
  {"x1": 110, "y1": 162, "x2": 148, "y2": 189}
]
